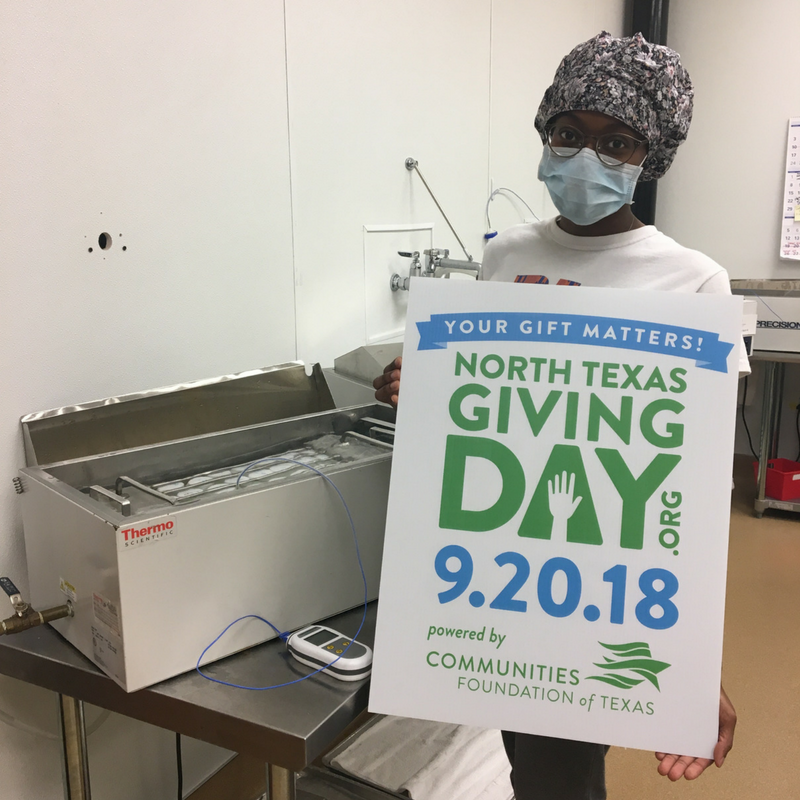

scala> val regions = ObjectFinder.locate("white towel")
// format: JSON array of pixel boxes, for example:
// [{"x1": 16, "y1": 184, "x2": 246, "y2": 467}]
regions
[{"x1": 329, "y1": 716, "x2": 513, "y2": 800}]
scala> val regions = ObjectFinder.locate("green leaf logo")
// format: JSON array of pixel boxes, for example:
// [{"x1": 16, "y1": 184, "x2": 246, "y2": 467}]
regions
[{"x1": 585, "y1": 642, "x2": 671, "y2": 691}]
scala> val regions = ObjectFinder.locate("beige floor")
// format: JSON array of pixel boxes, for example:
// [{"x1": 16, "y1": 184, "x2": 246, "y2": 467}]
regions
[{"x1": 606, "y1": 455, "x2": 800, "y2": 799}]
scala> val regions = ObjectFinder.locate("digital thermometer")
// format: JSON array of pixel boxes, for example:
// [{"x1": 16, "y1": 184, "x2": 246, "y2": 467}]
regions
[{"x1": 287, "y1": 625, "x2": 373, "y2": 682}]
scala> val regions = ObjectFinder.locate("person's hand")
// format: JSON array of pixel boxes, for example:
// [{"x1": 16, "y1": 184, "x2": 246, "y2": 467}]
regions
[
  {"x1": 654, "y1": 685, "x2": 736, "y2": 780},
  {"x1": 373, "y1": 357, "x2": 402, "y2": 408}
]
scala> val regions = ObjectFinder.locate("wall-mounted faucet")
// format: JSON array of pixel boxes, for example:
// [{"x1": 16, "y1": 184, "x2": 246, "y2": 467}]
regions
[
  {"x1": 390, "y1": 248, "x2": 480, "y2": 292},
  {"x1": 390, "y1": 251, "x2": 422, "y2": 292},
  {"x1": 391, "y1": 157, "x2": 481, "y2": 292}
]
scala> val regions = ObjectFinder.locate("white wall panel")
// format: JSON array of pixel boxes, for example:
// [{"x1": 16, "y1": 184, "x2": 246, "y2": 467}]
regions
[
  {"x1": 0, "y1": 2, "x2": 291, "y2": 798},
  {"x1": 286, "y1": 0, "x2": 492, "y2": 365},
  {"x1": 658, "y1": 0, "x2": 800, "y2": 280},
  {"x1": 1, "y1": 0, "x2": 295, "y2": 570},
  {"x1": 487, "y1": 1, "x2": 626, "y2": 235}
]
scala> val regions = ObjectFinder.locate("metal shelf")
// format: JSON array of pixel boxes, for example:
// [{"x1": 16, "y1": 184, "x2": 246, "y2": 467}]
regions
[{"x1": 749, "y1": 351, "x2": 800, "y2": 518}]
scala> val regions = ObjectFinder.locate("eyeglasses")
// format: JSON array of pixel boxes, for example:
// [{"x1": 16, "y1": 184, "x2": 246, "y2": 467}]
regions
[{"x1": 545, "y1": 123, "x2": 647, "y2": 167}]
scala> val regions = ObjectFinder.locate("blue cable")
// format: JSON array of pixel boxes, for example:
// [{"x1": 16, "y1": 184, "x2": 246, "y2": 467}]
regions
[{"x1": 195, "y1": 456, "x2": 369, "y2": 690}]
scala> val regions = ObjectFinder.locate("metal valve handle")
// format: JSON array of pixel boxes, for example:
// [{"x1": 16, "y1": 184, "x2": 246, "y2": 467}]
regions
[
  {"x1": 391, "y1": 250, "x2": 422, "y2": 292},
  {"x1": 0, "y1": 577, "x2": 26, "y2": 615},
  {"x1": 0, "y1": 576, "x2": 73, "y2": 635},
  {"x1": 0, "y1": 577, "x2": 20, "y2": 598}
]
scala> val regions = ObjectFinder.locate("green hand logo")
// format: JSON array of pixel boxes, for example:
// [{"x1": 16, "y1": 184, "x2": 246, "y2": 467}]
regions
[{"x1": 586, "y1": 642, "x2": 671, "y2": 691}]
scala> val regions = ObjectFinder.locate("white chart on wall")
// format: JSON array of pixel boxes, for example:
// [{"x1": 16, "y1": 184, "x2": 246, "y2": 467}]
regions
[{"x1": 781, "y1": 117, "x2": 800, "y2": 261}]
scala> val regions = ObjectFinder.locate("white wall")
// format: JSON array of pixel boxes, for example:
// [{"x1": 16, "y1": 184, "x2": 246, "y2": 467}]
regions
[
  {"x1": 287, "y1": 0, "x2": 625, "y2": 365},
  {"x1": 286, "y1": 0, "x2": 493, "y2": 364},
  {"x1": 659, "y1": 0, "x2": 799, "y2": 279},
  {"x1": 0, "y1": 2, "x2": 627, "y2": 797},
  {"x1": 657, "y1": 0, "x2": 800, "y2": 459}
]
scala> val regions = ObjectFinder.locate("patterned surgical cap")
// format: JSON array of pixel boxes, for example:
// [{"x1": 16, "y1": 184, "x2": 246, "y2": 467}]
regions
[{"x1": 534, "y1": 32, "x2": 694, "y2": 181}]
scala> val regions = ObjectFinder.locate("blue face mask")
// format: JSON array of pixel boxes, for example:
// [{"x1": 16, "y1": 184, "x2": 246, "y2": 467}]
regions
[{"x1": 537, "y1": 147, "x2": 643, "y2": 227}]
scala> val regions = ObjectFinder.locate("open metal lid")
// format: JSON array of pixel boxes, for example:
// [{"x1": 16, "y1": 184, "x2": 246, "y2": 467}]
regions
[
  {"x1": 20, "y1": 363, "x2": 335, "y2": 467},
  {"x1": 333, "y1": 343, "x2": 403, "y2": 385}
]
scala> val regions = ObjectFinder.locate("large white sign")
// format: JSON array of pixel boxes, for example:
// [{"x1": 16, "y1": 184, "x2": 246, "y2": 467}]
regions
[{"x1": 369, "y1": 279, "x2": 741, "y2": 758}]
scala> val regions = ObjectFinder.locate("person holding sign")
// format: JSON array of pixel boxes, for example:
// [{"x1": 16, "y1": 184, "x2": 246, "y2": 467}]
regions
[{"x1": 374, "y1": 31, "x2": 740, "y2": 800}]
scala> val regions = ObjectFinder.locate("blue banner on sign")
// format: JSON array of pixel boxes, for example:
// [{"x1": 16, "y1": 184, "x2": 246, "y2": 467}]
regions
[{"x1": 416, "y1": 312, "x2": 734, "y2": 373}]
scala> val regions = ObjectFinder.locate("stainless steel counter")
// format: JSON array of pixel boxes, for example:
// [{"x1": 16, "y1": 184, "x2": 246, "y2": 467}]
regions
[{"x1": 0, "y1": 602, "x2": 377, "y2": 798}]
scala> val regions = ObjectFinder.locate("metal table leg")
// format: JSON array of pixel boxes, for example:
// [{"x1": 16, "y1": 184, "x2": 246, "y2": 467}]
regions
[
  {"x1": 58, "y1": 694, "x2": 91, "y2": 800},
  {"x1": 755, "y1": 360, "x2": 785, "y2": 517},
  {"x1": 266, "y1": 764, "x2": 297, "y2": 800}
]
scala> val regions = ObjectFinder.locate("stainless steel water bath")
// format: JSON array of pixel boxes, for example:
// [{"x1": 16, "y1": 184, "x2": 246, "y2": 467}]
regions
[{"x1": 17, "y1": 364, "x2": 394, "y2": 692}]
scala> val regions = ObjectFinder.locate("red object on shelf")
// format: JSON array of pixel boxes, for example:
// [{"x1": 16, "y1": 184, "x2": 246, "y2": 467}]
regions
[{"x1": 753, "y1": 458, "x2": 800, "y2": 501}]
